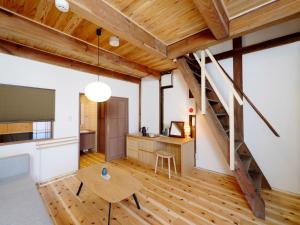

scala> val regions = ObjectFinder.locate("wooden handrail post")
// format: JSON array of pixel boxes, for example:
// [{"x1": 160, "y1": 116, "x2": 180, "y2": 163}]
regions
[
  {"x1": 229, "y1": 91, "x2": 235, "y2": 170},
  {"x1": 205, "y1": 49, "x2": 244, "y2": 105}
]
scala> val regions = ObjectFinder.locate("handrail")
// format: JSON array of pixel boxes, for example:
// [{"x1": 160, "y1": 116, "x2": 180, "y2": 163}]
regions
[
  {"x1": 205, "y1": 49, "x2": 244, "y2": 105},
  {"x1": 193, "y1": 52, "x2": 229, "y2": 113},
  {"x1": 215, "y1": 60, "x2": 280, "y2": 137}
]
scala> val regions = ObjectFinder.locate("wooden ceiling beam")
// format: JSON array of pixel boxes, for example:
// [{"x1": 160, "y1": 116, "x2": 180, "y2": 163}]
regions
[
  {"x1": 0, "y1": 39, "x2": 140, "y2": 84},
  {"x1": 229, "y1": 0, "x2": 300, "y2": 36},
  {"x1": 193, "y1": 0, "x2": 229, "y2": 39},
  {"x1": 167, "y1": 29, "x2": 217, "y2": 59},
  {"x1": 68, "y1": 0, "x2": 167, "y2": 58},
  {"x1": 0, "y1": 7, "x2": 160, "y2": 77},
  {"x1": 168, "y1": 0, "x2": 300, "y2": 59}
]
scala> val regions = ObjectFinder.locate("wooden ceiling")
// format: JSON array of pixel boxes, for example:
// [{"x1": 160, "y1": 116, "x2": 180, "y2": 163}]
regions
[{"x1": 0, "y1": 0, "x2": 299, "y2": 81}]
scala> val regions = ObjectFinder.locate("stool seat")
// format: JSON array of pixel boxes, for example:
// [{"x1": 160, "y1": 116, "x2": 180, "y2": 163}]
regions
[
  {"x1": 155, "y1": 150, "x2": 177, "y2": 179},
  {"x1": 156, "y1": 150, "x2": 174, "y2": 158}
]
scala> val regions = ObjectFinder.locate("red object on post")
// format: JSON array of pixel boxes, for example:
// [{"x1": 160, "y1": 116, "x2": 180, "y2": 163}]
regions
[{"x1": 189, "y1": 107, "x2": 194, "y2": 113}]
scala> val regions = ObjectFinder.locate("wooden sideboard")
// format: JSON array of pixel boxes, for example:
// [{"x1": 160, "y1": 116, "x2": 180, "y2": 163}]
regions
[{"x1": 127, "y1": 134, "x2": 195, "y2": 176}]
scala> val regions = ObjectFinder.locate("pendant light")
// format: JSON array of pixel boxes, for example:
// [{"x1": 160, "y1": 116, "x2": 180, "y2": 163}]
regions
[{"x1": 85, "y1": 29, "x2": 112, "y2": 102}]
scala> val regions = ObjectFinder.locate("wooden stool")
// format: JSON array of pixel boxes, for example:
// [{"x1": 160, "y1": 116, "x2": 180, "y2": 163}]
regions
[{"x1": 154, "y1": 150, "x2": 177, "y2": 179}]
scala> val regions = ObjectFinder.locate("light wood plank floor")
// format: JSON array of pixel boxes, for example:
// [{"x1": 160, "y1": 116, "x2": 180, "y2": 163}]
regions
[{"x1": 39, "y1": 152, "x2": 300, "y2": 225}]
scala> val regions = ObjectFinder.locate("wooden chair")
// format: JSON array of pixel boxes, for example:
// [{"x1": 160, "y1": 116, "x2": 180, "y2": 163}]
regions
[{"x1": 154, "y1": 150, "x2": 177, "y2": 179}]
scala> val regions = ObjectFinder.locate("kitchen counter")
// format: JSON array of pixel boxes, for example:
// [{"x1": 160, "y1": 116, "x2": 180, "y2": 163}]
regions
[
  {"x1": 127, "y1": 133, "x2": 195, "y2": 175},
  {"x1": 80, "y1": 130, "x2": 96, "y2": 134}
]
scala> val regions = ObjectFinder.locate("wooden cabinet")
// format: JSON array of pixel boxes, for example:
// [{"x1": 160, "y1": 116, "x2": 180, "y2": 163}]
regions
[
  {"x1": 126, "y1": 134, "x2": 195, "y2": 176},
  {"x1": 80, "y1": 130, "x2": 96, "y2": 151}
]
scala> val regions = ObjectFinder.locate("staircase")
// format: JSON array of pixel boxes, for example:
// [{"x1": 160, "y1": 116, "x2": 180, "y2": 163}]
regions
[{"x1": 176, "y1": 51, "x2": 274, "y2": 219}]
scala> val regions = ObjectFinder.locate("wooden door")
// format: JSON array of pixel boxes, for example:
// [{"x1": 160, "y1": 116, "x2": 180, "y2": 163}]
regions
[{"x1": 102, "y1": 97, "x2": 128, "y2": 161}]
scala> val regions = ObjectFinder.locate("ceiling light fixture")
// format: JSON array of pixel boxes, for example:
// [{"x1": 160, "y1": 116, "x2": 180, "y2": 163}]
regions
[
  {"x1": 55, "y1": 0, "x2": 69, "y2": 12},
  {"x1": 109, "y1": 36, "x2": 120, "y2": 47},
  {"x1": 84, "y1": 29, "x2": 112, "y2": 102}
]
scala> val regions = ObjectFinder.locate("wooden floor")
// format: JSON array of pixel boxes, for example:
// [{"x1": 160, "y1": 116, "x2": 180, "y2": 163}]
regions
[{"x1": 39, "y1": 152, "x2": 300, "y2": 225}]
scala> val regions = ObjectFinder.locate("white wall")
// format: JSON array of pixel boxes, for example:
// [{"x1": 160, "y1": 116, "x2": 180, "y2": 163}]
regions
[
  {"x1": 0, "y1": 53, "x2": 139, "y2": 182},
  {"x1": 163, "y1": 70, "x2": 195, "y2": 128},
  {"x1": 141, "y1": 76, "x2": 159, "y2": 134},
  {"x1": 243, "y1": 42, "x2": 300, "y2": 194}
]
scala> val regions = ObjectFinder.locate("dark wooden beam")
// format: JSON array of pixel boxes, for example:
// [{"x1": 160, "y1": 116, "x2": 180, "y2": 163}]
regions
[
  {"x1": 0, "y1": 7, "x2": 160, "y2": 78},
  {"x1": 0, "y1": 39, "x2": 141, "y2": 84},
  {"x1": 193, "y1": 0, "x2": 229, "y2": 39},
  {"x1": 68, "y1": 0, "x2": 167, "y2": 58},
  {"x1": 233, "y1": 37, "x2": 243, "y2": 141},
  {"x1": 205, "y1": 32, "x2": 300, "y2": 63},
  {"x1": 167, "y1": 0, "x2": 300, "y2": 58}
]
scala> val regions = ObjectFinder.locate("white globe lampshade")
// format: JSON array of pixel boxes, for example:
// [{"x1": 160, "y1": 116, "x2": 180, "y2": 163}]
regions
[{"x1": 84, "y1": 81, "x2": 111, "y2": 102}]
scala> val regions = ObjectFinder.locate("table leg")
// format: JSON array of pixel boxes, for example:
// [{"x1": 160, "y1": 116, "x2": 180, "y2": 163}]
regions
[
  {"x1": 108, "y1": 202, "x2": 111, "y2": 225},
  {"x1": 76, "y1": 182, "x2": 83, "y2": 196},
  {"x1": 132, "y1": 193, "x2": 141, "y2": 209}
]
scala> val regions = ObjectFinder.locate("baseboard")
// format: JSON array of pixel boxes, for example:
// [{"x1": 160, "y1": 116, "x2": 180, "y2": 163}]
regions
[
  {"x1": 194, "y1": 166, "x2": 235, "y2": 179},
  {"x1": 38, "y1": 171, "x2": 76, "y2": 186}
]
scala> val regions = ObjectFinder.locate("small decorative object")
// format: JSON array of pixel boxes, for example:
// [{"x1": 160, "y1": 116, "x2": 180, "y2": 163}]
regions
[
  {"x1": 189, "y1": 107, "x2": 194, "y2": 113},
  {"x1": 140, "y1": 126, "x2": 148, "y2": 136},
  {"x1": 102, "y1": 167, "x2": 107, "y2": 176},
  {"x1": 101, "y1": 166, "x2": 111, "y2": 180},
  {"x1": 184, "y1": 124, "x2": 191, "y2": 138},
  {"x1": 169, "y1": 121, "x2": 185, "y2": 138},
  {"x1": 163, "y1": 128, "x2": 169, "y2": 136}
]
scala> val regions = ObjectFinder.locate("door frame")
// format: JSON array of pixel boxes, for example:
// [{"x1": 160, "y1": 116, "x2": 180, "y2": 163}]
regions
[{"x1": 78, "y1": 93, "x2": 101, "y2": 169}]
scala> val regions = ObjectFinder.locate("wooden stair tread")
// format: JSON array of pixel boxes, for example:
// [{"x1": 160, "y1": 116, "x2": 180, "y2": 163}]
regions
[
  {"x1": 216, "y1": 112, "x2": 227, "y2": 117},
  {"x1": 239, "y1": 154, "x2": 252, "y2": 172},
  {"x1": 205, "y1": 87, "x2": 213, "y2": 92},
  {"x1": 235, "y1": 141, "x2": 243, "y2": 150},
  {"x1": 208, "y1": 98, "x2": 219, "y2": 104},
  {"x1": 249, "y1": 170, "x2": 263, "y2": 192}
]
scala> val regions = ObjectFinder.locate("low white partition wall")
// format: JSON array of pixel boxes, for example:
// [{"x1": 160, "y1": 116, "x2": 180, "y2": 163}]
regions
[
  {"x1": 36, "y1": 136, "x2": 79, "y2": 183},
  {"x1": 0, "y1": 136, "x2": 79, "y2": 183}
]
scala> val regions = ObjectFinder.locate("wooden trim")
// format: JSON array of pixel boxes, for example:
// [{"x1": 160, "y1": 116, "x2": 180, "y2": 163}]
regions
[
  {"x1": 0, "y1": 7, "x2": 160, "y2": 78},
  {"x1": 167, "y1": 0, "x2": 300, "y2": 58},
  {"x1": 0, "y1": 39, "x2": 141, "y2": 84},
  {"x1": 233, "y1": 37, "x2": 243, "y2": 141},
  {"x1": 193, "y1": 0, "x2": 229, "y2": 39},
  {"x1": 206, "y1": 32, "x2": 300, "y2": 63},
  {"x1": 68, "y1": 0, "x2": 167, "y2": 58}
]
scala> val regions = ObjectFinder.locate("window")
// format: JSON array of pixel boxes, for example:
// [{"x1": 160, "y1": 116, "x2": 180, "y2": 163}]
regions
[
  {"x1": 32, "y1": 121, "x2": 53, "y2": 140},
  {"x1": 0, "y1": 121, "x2": 53, "y2": 144}
]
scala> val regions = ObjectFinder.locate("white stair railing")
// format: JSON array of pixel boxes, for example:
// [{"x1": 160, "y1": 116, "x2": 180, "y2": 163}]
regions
[{"x1": 193, "y1": 50, "x2": 244, "y2": 170}]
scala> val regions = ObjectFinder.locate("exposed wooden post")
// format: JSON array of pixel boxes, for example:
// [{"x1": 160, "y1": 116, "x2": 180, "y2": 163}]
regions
[
  {"x1": 201, "y1": 51, "x2": 206, "y2": 114},
  {"x1": 233, "y1": 37, "x2": 243, "y2": 140}
]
